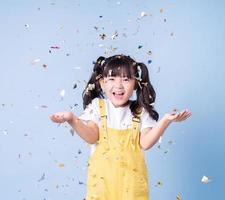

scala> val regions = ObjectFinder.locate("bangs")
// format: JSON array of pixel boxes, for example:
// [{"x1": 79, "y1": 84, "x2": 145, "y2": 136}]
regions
[{"x1": 103, "y1": 58, "x2": 135, "y2": 78}]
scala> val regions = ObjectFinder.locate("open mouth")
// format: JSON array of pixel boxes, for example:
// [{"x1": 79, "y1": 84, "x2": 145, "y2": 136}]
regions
[{"x1": 113, "y1": 92, "x2": 124, "y2": 96}]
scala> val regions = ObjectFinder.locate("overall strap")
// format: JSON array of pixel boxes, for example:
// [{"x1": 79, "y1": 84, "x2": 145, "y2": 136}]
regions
[
  {"x1": 131, "y1": 109, "x2": 142, "y2": 150},
  {"x1": 99, "y1": 99, "x2": 109, "y2": 150}
]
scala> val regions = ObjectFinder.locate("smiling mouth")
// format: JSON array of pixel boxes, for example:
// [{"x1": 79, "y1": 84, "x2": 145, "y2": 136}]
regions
[{"x1": 113, "y1": 92, "x2": 124, "y2": 96}]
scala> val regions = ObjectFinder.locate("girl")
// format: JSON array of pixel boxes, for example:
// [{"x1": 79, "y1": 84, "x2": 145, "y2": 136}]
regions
[{"x1": 50, "y1": 54, "x2": 191, "y2": 200}]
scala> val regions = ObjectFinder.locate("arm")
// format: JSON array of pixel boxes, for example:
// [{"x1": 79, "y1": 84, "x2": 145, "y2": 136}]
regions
[
  {"x1": 140, "y1": 109, "x2": 191, "y2": 150},
  {"x1": 49, "y1": 112, "x2": 99, "y2": 144}
]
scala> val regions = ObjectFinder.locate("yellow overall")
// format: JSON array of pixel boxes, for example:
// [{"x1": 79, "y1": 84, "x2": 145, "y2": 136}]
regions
[{"x1": 86, "y1": 99, "x2": 149, "y2": 200}]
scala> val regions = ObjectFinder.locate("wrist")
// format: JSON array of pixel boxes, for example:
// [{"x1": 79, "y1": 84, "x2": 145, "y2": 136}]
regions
[
  {"x1": 67, "y1": 113, "x2": 77, "y2": 124},
  {"x1": 161, "y1": 115, "x2": 172, "y2": 126}
]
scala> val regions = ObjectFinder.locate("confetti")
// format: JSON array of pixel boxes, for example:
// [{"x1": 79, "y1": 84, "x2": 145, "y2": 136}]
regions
[
  {"x1": 111, "y1": 31, "x2": 118, "y2": 40},
  {"x1": 42, "y1": 64, "x2": 47, "y2": 68},
  {"x1": 79, "y1": 181, "x2": 84, "y2": 185},
  {"x1": 156, "y1": 66, "x2": 161, "y2": 73},
  {"x1": 24, "y1": 24, "x2": 30, "y2": 28},
  {"x1": 73, "y1": 83, "x2": 77, "y2": 89},
  {"x1": 41, "y1": 105, "x2": 48, "y2": 108},
  {"x1": 176, "y1": 194, "x2": 181, "y2": 200},
  {"x1": 2, "y1": 130, "x2": 8, "y2": 135},
  {"x1": 51, "y1": 46, "x2": 60, "y2": 49},
  {"x1": 168, "y1": 140, "x2": 173, "y2": 145},
  {"x1": 70, "y1": 129, "x2": 74, "y2": 136},
  {"x1": 100, "y1": 33, "x2": 107, "y2": 40},
  {"x1": 58, "y1": 163, "x2": 65, "y2": 168},
  {"x1": 155, "y1": 181, "x2": 163, "y2": 187},
  {"x1": 148, "y1": 60, "x2": 152, "y2": 64},
  {"x1": 158, "y1": 136, "x2": 162, "y2": 144},
  {"x1": 140, "y1": 11, "x2": 148, "y2": 18},
  {"x1": 38, "y1": 173, "x2": 45, "y2": 182},
  {"x1": 138, "y1": 45, "x2": 143, "y2": 49},
  {"x1": 201, "y1": 175, "x2": 211, "y2": 184},
  {"x1": 147, "y1": 50, "x2": 152, "y2": 55},
  {"x1": 60, "y1": 89, "x2": 66, "y2": 98},
  {"x1": 31, "y1": 58, "x2": 40, "y2": 65}
]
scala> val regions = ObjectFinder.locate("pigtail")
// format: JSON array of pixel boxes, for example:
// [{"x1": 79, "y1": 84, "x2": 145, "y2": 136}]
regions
[
  {"x1": 82, "y1": 56, "x2": 105, "y2": 109},
  {"x1": 130, "y1": 62, "x2": 159, "y2": 121}
]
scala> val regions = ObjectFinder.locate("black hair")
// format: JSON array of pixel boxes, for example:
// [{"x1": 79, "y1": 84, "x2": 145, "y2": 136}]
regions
[{"x1": 82, "y1": 54, "x2": 159, "y2": 121}]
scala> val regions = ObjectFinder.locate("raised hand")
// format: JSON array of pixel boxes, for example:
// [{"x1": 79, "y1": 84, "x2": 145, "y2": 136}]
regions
[
  {"x1": 49, "y1": 111, "x2": 74, "y2": 123},
  {"x1": 163, "y1": 109, "x2": 192, "y2": 123}
]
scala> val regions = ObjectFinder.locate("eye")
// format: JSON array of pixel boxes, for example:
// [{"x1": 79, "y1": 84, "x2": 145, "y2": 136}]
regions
[
  {"x1": 108, "y1": 77, "x2": 115, "y2": 81},
  {"x1": 123, "y1": 77, "x2": 130, "y2": 82}
]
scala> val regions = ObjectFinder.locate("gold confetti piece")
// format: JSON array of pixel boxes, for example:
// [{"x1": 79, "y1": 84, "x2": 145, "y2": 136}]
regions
[
  {"x1": 58, "y1": 163, "x2": 65, "y2": 168},
  {"x1": 160, "y1": 8, "x2": 164, "y2": 13},
  {"x1": 176, "y1": 194, "x2": 181, "y2": 200},
  {"x1": 201, "y1": 175, "x2": 211, "y2": 184}
]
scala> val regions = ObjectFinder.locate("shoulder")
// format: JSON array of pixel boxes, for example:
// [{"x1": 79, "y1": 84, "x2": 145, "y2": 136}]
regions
[
  {"x1": 140, "y1": 107, "x2": 157, "y2": 127},
  {"x1": 86, "y1": 97, "x2": 100, "y2": 109}
]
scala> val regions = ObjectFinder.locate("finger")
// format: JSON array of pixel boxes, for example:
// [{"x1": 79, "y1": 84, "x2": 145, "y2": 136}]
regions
[
  {"x1": 181, "y1": 112, "x2": 192, "y2": 121},
  {"x1": 177, "y1": 112, "x2": 192, "y2": 121}
]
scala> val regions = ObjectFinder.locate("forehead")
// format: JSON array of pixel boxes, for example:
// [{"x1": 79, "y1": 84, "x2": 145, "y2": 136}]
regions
[{"x1": 104, "y1": 66, "x2": 135, "y2": 78}]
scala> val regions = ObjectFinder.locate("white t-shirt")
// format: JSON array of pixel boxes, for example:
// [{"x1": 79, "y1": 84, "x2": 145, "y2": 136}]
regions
[{"x1": 79, "y1": 98, "x2": 157, "y2": 154}]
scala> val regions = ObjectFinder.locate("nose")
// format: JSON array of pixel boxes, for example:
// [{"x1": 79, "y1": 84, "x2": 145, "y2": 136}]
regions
[{"x1": 115, "y1": 78, "x2": 123, "y2": 88}]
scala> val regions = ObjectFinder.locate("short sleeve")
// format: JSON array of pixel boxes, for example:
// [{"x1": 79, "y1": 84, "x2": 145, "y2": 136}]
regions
[
  {"x1": 78, "y1": 98, "x2": 100, "y2": 126},
  {"x1": 140, "y1": 108, "x2": 157, "y2": 132}
]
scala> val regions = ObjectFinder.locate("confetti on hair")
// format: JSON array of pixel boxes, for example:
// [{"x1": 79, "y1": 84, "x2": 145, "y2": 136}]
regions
[
  {"x1": 84, "y1": 83, "x2": 95, "y2": 94},
  {"x1": 136, "y1": 65, "x2": 142, "y2": 81}
]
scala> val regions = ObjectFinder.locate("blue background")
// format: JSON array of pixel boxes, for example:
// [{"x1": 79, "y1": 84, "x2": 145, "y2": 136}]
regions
[{"x1": 1, "y1": 0, "x2": 225, "y2": 199}]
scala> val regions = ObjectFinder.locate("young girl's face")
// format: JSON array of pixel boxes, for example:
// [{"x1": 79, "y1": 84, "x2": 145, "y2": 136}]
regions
[{"x1": 101, "y1": 75, "x2": 136, "y2": 107}]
